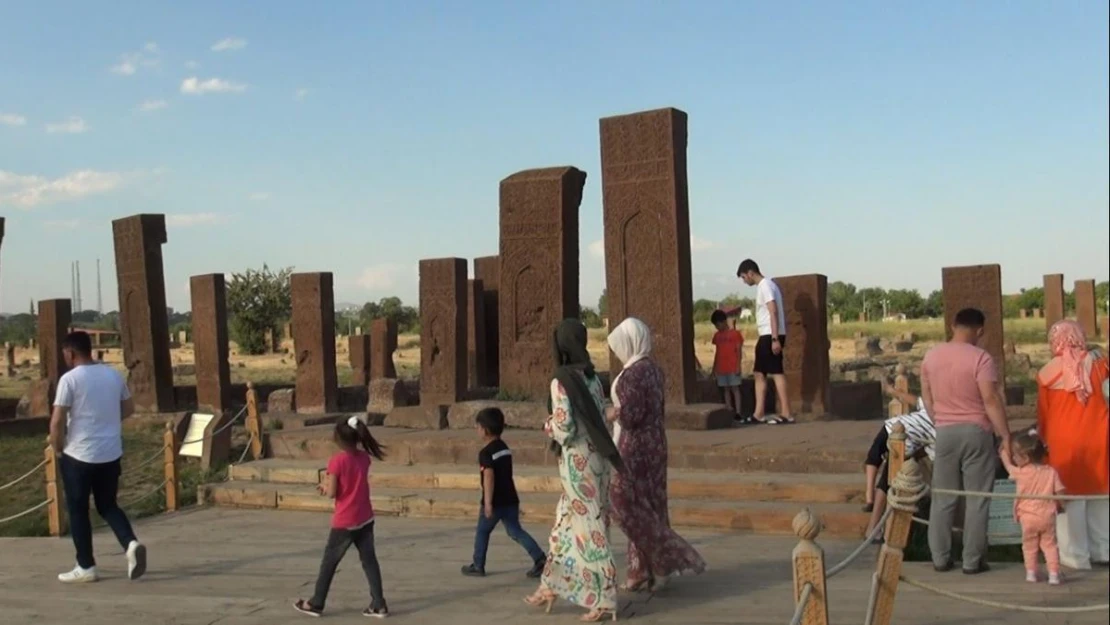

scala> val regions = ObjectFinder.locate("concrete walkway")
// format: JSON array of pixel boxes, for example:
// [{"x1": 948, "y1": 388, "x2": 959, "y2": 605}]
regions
[{"x1": 0, "y1": 508, "x2": 1104, "y2": 624}]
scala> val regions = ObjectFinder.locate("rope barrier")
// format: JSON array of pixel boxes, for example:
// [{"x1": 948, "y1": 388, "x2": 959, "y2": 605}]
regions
[
  {"x1": 908, "y1": 516, "x2": 1021, "y2": 539},
  {"x1": 122, "y1": 446, "x2": 168, "y2": 476},
  {"x1": 898, "y1": 574, "x2": 1109, "y2": 614},
  {"x1": 118, "y1": 479, "x2": 169, "y2": 508},
  {"x1": 826, "y1": 507, "x2": 891, "y2": 579},
  {"x1": 232, "y1": 431, "x2": 256, "y2": 466},
  {"x1": 862, "y1": 571, "x2": 880, "y2": 625},
  {"x1": 0, "y1": 499, "x2": 53, "y2": 525},
  {"x1": 931, "y1": 488, "x2": 1108, "y2": 502},
  {"x1": 787, "y1": 582, "x2": 813, "y2": 625},
  {"x1": 179, "y1": 405, "x2": 247, "y2": 446},
  {"x1": 887, "y1": 460, "x2": 930, "y2": 513},
  {"x1": 0, "y1": 459, "x2": 48, "y2": 491}
]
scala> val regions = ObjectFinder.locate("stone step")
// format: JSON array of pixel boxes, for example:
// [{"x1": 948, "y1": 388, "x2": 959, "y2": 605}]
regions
[
  {"x1": 264, "y1": 421, "x2": 877, "y2": 474},
  {"x1": 199, "y1": 481, "x2": 870, "y2": 538},
  {"x1": 228, "y1": 459, "x2": 866, "y2": 504}
]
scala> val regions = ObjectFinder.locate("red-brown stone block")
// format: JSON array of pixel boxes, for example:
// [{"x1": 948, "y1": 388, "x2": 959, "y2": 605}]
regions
[
  {"x1": 291, "y1": 273, "x2": 338, "y2": 414},
  {"x1": 369, "y1": 318, "x2": 398, "y2": 379},
  {"x1": 35, "y1": 299, "x2": 72, "y2": 411},
  {"x1": 190, "y1": 274, "x2": 231, "y2": 414},
  {"x1": 419, "y1": 258, "x2": 467, "y2": 406},
  {"x1": 467, "y1": 279, "x2": 487, "y2": 390},
  {"x1": 112, "y1": 214, "x2": 175, "y2": 412},
  {"x1": 499, "y1": 167, "x2": 583, "y2": 399},
  {"x1": 600, "y1": 107, "x2": 696, "y2": 405},
  {"x1": 942, "y1": 265, "x2": 1005, "y2": 383},
  {"x1": 1074, "y1": 279, "x2": 1097, "y2": 338},
  {"x1": 349, "y1": 335, "x2": 370, "y2": 386},
  {"x1": 1043, "y1": 274, "x2": 1065, "y2": 331},
  {"x1": 775, "y1": 275, "x2": 830, "y2": 415},
  {"x1": 473, "y1": 256, "x2": 500, "y2": 387}
]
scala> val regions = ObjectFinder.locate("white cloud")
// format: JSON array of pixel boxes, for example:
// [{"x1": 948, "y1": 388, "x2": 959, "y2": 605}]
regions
[
  {"x1": 587, "y1": 234, "x2": 716, "y2": 260},
  {"x1": 166, "y1": 213, "x2": 229, "y2": 227},
  {"x1": 0, "y1": 169, "x2": 132, "y2": 209},
  {"x1": 184, "y1": 60, "x2": 199, "y2": 69},
  {"x1": 690, "y1": 235, "x2": 717, "y2": 252},
  {"x1": 143, "y1": 42, "x2": 159, "y2": 53},
  {"x1": 588, "y1": 239, "x2": 605, "y2": 259},
  {"x1": 211, "y1": 37, "x2": 247, "y2": 52},
  {"x1": 42, "y1": 218, "x2": 83, "y2": 230},
  {"x1": 248, "y1": 192, "x2": 270, "y2": 201},
  {"x1": 45, "y1": 116, "x2": 89, "y2": 134},
  {"x1": 356, "y1": 264, "x2": 406, "y2": 290},
  {"x1": 110, "y1": 44, "x2": 161, "y2": 76},
  {"x1": 294, "y1": 88, "x2": 309, "y2": 101},
  {"x1": 180, "y1": 77, "x2": 247, "y2": 95},
  {"x1": 111, "y1": 58, "x2": 137, "y2": 75},
  {"x1": 1, "y1": 112, "x2": 27, "y2": 127},
  {"x1": 137, "y1": 99, "x2": 168, "y2": 113}
]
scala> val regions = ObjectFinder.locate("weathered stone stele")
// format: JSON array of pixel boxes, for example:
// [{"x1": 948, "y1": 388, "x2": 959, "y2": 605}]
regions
[
  {"x1": 419, "y1": 258, "x2": 467, "y2": 406},
  {"x1": 1074, "y1": 279, "x2": 1098, "y2": 338},
  {"x1": 466, "y1": 279, "x2": 487, "y2": 390},
  {"x1": 775, "y1": 275, "x2": 830, "y2": 415},
  {"x1": 349, "y1": 335, "x2": 371, "y2": 386},
  {"x1": 473, "y1": 256, "x2": 500, "y2": 387},
  {"x1": 499, "y1": 167, "x2": 583, "y2": 399},
  {"x1": 33, "y1": 299, "x2": 72, "y2": 414},
  {"x1": 369, "y1": 318, "x2": 398, "y2": 380},
  {"x1": 600, "y1": 107, "x2": 696, "y2": 405},
  {"x1": 1043, "y1": 274, "x2": 1065, "y2": 332},
  {"x1": 942, "y1": 265, "x2": 1005, "y2": 382},
  {"x1": 190, "y1": 274, "x2": 231, "y2": 414},
  {"x1": 291, "y1": 272, "x2": 338, "y2": 413},
  {"x1": 112, "y1": 214, "x2": 175, "y2": 412}
]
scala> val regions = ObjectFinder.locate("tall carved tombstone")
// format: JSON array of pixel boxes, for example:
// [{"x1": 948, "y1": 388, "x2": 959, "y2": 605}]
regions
[
  {"x1": 600, "y1": 107, "x2": 696, "y2": 405},
  {"x1": 291, "y1": 272, "x2": 338, "y2": 414},
  {"x1": 419, "y1": 258, "x2": 467, "y2": 406},
  {"x1": 36, "y1": 299, "x2": 72, "y2": 410},
  {"x1": 1074, "y1": 279, "x2": 1098, "y2": 337},
  {"x1": 473, "y1": 256, "x2": 500, "y2": 387},
  {"x1": 0, "y1": 218, "x2": 4, "y2": 306},
  {"x1": 369, "y1": 318, "x2": 398, "y2": 379},
  {"x1": 112, "y1": 214, "x2": 174, "y2": 413},
  {"x1": 467, "y1": 279, "x2": 487, "y2": 389},
  {"x1": 190, "y1": 274, "x2": 231, "y2": 414},
  {"x1": 348, "y1": 335, "x2": 371, "y2": 386},
  {"x1": 499, "y1": 167, "x2": 583, "y2": 399},
  {"x1": 942, "y1": 265, "x2": 1005, "y2": 383},
  {"x1": 1043, "y1": 274, "x2": 1065, "y2": 331},
  {"x1": 774, "y1": 275, "x2": 830, "y2": 415}
]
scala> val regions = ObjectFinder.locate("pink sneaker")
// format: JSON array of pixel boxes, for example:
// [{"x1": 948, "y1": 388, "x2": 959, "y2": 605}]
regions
[
  {"x1": 1025, "y1": 570, "x2": 1037, "y2": 583},
  {"x1": 1048, "y1": 572, "x2": 1062, "y2": 585}
]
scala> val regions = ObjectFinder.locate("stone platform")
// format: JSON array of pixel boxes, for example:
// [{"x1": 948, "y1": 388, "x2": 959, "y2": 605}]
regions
[{"x1": 2, "y1": 509, "x2": 1104, "y2": 624}]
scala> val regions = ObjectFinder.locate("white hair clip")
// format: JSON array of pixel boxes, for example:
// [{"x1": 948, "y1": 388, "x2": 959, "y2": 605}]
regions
[{"x1": 347, "y1": 415, "x2": 360, "y2": 429}]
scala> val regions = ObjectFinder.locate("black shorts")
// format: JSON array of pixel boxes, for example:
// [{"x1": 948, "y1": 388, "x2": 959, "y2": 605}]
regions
[{"x1": 753, "y1": 334, "x2": 786, "y2": 375}]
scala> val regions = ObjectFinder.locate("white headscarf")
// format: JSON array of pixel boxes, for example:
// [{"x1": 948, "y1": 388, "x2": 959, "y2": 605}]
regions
[{"x1": 606, "y1": 318, "x2": 653, "y2": 444}]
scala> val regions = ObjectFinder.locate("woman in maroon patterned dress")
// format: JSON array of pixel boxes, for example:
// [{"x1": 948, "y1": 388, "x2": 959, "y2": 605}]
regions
[{"x1": 606, "y1": 317, "x2": 707, "y2": 592}]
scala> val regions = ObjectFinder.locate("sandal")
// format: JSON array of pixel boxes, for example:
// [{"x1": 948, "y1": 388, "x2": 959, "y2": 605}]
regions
[
  {"x1": 581, "y1": 609, "x2": 617, "y2": 622},
  {"x1": 524, "y1": 589, "x2": 557, "y2": 613},
  {"x1": 293, "y1": 599, "x2": 322, "y2": 617},
  {"x1": 766, "y1": 416, "x2": 795, "y2": 425}
]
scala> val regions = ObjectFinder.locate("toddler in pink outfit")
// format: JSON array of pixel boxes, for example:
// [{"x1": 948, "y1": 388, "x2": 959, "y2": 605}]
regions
[{"x1": 999, "y1": 431, "x2": 1065, "y2": 584}]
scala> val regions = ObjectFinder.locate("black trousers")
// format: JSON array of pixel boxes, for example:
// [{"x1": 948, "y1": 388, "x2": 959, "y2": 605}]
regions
[
  {"x1": 60, "y1": 455, "x2": 138, "y2": 569},
  {"x1": 309, "y1": 521, "x2": 387, "y2": 612}
]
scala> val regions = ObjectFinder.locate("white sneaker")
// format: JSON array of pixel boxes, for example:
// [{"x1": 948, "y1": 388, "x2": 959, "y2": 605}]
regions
[
  {"x1": 1048, "y1": 572, "x2": 1062, "y2": 585},
  {"x1": 1025, "y1": 570, "x2": 1037, "y2": 583},
  {"x1": 58, "y1": 565, "x2": 98, "y2": 584},
  {"x1": 126, "y1": 541, "x2": 147, "y2": 580}
]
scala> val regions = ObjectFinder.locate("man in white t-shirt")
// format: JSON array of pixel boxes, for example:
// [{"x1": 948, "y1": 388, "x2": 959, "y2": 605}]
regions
[
  {"x1": 737, "y1": 259, "x2": 793, "y2": 424},
  {"x1": 49, "y1": 331, "x2": 147, "y2": 583}
]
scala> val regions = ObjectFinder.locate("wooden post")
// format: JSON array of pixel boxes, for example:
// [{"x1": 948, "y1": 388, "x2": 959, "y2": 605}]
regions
[
  {"x1": 867, "y1": 456, "x2": 926, "y2": 625},
  {"x1": 163, "y1": 422, "x2": 179, "y2": 512},
  {"x1": 245, "y1": 382, "x2": 263, "y2": 460},
  {"x1": 790, "y1": 508, "x2": 830, "y2": 625},
  {"x1": 43, "y1": 440, "x2": 63, "y2": 537},
  {"x1": 887, "y1": 422, "x2": 906, "y2": 484}
]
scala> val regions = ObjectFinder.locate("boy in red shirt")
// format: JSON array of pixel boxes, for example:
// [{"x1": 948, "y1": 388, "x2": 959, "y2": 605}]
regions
[{"x1": 711, "y1": 310, "x2": 744, "y2": 420}]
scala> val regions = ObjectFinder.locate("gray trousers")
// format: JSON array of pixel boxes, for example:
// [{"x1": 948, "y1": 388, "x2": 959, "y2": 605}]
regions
[{"x1": 928, "y1": 424, "x2": 997, "y2": 570}]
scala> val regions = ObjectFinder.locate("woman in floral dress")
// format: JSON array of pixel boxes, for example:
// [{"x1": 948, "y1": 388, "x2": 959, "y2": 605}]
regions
[
  {"x1": 606, "y1": 317, "x2": 706, "y2": 592},
  {"x1": 525, "y1": 319, "x2": 623, "y2": 622}
]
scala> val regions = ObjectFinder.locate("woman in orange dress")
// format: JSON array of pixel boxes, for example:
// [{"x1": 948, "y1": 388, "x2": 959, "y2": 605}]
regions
[{"x1": 1036, "y1": 320, "x2": 1109, "y2": 570}]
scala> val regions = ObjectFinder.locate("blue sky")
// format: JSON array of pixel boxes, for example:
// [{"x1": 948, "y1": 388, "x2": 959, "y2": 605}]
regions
[{"x1": 2, "y1": 1, "x2": 1107, "y2": 314}]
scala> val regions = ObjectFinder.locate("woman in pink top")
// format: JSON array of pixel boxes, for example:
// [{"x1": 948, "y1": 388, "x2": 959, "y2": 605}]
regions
[
  {"x1": 999, "y1": 431, "x2": 1065, "y2": 585},
  {"x1": 295, "y1": 417, "x2": 389, "y2": 618}
]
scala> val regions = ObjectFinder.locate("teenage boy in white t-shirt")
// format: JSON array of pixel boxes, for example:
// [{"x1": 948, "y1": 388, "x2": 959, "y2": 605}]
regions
[
  {"x1": 49, "y1": 331, "x2": 147, "y2": 584},
  {"x1": 737, "y1": 259, "x2": 793, "y2": 424}
]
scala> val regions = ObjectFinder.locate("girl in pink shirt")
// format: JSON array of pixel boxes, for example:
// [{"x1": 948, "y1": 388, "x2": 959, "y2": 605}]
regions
[
  {"x1": 295, "y1": 417, "x2": 389, "y2": 618},
  {"x1": 999, "y1": 431, "x2": 1065, "y2": 585}
]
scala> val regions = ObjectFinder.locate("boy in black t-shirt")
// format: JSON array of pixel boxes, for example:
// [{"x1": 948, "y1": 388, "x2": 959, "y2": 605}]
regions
[{"x1": 461, "y1": 408, "x2": 547, "y2": 578}]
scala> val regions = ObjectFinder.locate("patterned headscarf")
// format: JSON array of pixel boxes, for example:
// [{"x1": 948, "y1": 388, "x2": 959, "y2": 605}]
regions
[{"x1": 1048, "y1": 320, "x2": 1093, "y2": 404}]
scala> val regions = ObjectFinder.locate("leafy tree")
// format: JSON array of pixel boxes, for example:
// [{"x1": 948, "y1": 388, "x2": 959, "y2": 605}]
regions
[
  {"x1": 597, "y1": 289, "x2": 608, "y2": 318},
  {"x1": 0, "y1": 313, "x2": 36, "y2": 345},
  {"x1": 923, "y1": 290, "x2": 944, "y2": 318},
  {"x1": 827, "y1": 281, "x2": 860, "y2": 319},
  {"x1": 357, "y1": 296, "x2": 419, "y2": 333},
  {"x1": 885, "y1": 289, "x2": 925, "y2": 319},
  {"x1": 718, "y1": 294, "x2": 754, "y2": 312},
  {"x1": 580, "y1": 306, "x2": 603, "y2": 328},
  {"x1": 226, "y1": 265, "x2": 293, "y2": 354},
  {"x1": 72, "y1": 310, "x2": 102, "y2": 325},
  {"x1": 692, "y1": 298, "x2": 719, "y2": 324}
]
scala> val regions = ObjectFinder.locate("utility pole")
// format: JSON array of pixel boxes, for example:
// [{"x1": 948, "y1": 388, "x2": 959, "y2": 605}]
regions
[
  {"x1": 96, "y1": 258, "x2": 103, "y2": 314},
  {"x1": 75, "y1": 261, "x2": 82, "y2": 312}
]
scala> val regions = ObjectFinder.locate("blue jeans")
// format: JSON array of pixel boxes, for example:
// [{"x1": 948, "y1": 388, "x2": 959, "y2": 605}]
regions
[
  {"x1": 60, "y1": 455, "x2": 138, "y2": 569},
  {"x1": 472, "y1": 504, "x2": 545, "y2": 570}
]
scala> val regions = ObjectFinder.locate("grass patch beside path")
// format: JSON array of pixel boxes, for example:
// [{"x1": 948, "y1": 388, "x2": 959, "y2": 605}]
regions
[{"x1": 0, "y1": 423, "x2": 230, "y2": 538}]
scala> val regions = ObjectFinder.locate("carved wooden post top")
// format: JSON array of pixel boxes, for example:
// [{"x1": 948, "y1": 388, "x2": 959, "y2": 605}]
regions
[
  {"x1": 889, "y1": 421, "x2": 906, "y2": 441},
  {"x1": 792, "y1": 508, "x2": 823, "y2": 542}
]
